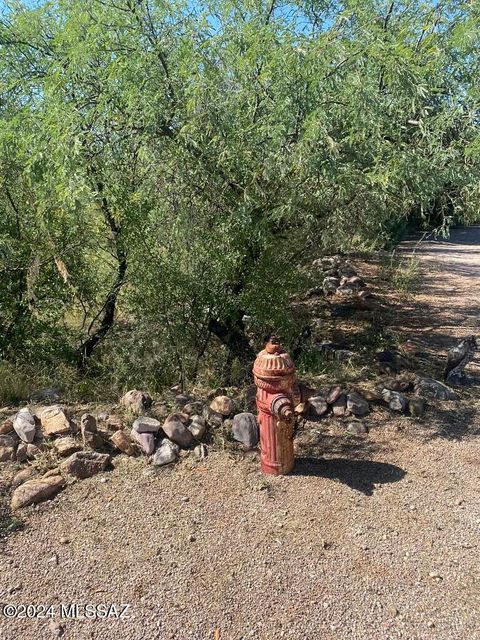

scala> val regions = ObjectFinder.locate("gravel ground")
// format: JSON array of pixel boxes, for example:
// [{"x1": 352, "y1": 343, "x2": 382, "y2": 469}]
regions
[{"x1": 1, "y1": 228, "x2": 480, "y2": 640}]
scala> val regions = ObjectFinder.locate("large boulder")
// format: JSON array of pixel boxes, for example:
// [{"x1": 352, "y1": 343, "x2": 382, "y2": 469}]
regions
[
  {"x1": 40, "y1": 406, "x2": 71, "y2": 436},
  {"x1": 347, "y1": 392, "x2": 370, "y2": 417},
  {"x1": 130, "y1": 429, "x2": 155, "y2": 455},
  {"x1": 210, "y1": 396, "x2": 236, "y2": 417},
  {"x1": 232, "y1": 413, "x2": 259, "y2": 449},
  {"x1": 60, "y1": 451, "x2": 110, "y2": 479},
  {"x1": 152, "y1": 439, "x2": 179, "y2": 466},
  {"x1": 11, "y1": 475, "x2": 65, "y2": 509},
  {"x1": 132, "y1": 416, "x2": 161, "y2": 434},
  {"x1": 110, "y1": 430, "x2": 135, "y2": 456},
  {"x1": 162, "y1": 417, "x2": 193, "y2": 448},
  {"x1": 13, "y1": 409, "x2": 37, "y2": 443},
  {"x1": 120, "y1": 389, "x2": 152, "y2": 414},
  {"x1": 414, "y1": 377, "x2": 457, "y2": 401}
]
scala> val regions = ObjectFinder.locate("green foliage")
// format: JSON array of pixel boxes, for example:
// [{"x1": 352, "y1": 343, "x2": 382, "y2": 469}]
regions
[{"x1": 0, "y1": 0, "x2": 479, "y2": 392}]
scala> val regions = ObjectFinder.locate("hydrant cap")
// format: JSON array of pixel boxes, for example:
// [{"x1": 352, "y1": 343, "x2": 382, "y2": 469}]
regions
[{"x1": 253, "y1": 339, "x2": 296, "y2": 379}]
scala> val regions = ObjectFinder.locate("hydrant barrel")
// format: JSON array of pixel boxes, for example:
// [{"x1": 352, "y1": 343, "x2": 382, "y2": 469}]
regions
[{"x1": 252, "y1": 338, "x2": 298, "y2": 475}]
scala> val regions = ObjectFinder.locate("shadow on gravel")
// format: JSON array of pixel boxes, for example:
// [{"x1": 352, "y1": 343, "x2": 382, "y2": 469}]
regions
[{"x1": 293, "y1": 457, "x2": 405, "y2": 496}]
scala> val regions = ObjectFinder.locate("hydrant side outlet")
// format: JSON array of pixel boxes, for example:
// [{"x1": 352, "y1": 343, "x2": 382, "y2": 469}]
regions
[{"x1": 252, "y1": 338, "x2": 297, "y2": 476}]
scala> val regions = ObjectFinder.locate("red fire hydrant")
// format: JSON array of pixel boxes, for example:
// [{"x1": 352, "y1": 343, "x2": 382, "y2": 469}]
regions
[{"x1": 253, "y1": 337, "x2": 300, "y2": 475}]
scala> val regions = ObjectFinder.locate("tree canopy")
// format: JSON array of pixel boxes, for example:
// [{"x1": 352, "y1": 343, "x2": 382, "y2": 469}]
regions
[{"x1": 1, "y1": 0, "x2": 479, "y2": 390}]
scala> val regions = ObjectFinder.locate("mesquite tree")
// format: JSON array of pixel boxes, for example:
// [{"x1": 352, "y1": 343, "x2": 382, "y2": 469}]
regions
[{"x1": 0, "y1": 0, "x2": 479, "y2": 387}]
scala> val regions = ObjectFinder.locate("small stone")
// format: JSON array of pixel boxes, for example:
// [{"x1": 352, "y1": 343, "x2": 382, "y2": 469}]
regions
[
  {"x1": 132, "y1": 416, "x2": 161, "y2": 434},
  {"x1": 194, "y1": 443, "x2": 208, "y2": 459},
  {"x1": 414, "y1": 377, "x2": 457, "y2": 401},
  {"x1": 309, "y1": 396, "x2": 328, "y2": 418},
  {"x1": 232, "y1": 413, "x2": 259, "y2": 449},
  {"x1": 110, "y1": 430, "x2": 135, "y2": 456},
  {"x1": 80, "y1": 413, "x2": 97, "y2": 433},
  {"x1": 12, "y1": 467, "x2": 36, "y2": 489},
  {"x1": 53, "y1": 437, "x2": 82, "y2": 457},
  {"x1": 59, "y1": 537, "x2": 70, "y2": 544},
  {"x1": 409, "y1": 397, "x2": 426, "y2": 417},
  {"x1": 188, "y1": 534, "x2": 196, "y2": 542},
  {"x1": 48, "y1": 620, "x2": 64, "y2": 637},
  {"x1": 347, "y1": 391, "x2": 369, "y2": 417},
  {"x1": 323, "y1": 277, "x2": 340, "y2": 295},
  {"x1": 429, "y1": 571, "x2": 442, "y2": 580},
  {"x1": 82, "y1": 430, "x2": 105, "y2": 450},
  {"x1": 326, "y1": 386, "x2": 343, "y2": 404},
  {"x1": 42, "y1": 468, "x2": 61, "y2": 478},
  {"x1": 0, "y1": 444, "x2": 15, "y2": 462},
  {"x1": 183, "y1": 401, "x2": 203, "y2": 416},
  {"x1": 26, "y1": 443, "x2": 42, "y2": 459},
  {"x1": 332, "y1": 394, "x2": 347, "y2": 416},
  {"x1": 16, "y1": 442, "x2": 28, "y2": 463},
  {"x1": 120, "y1": 389, "x2": 152, "y2": 414},
  {"x1": 162, "y1": 417, "x2": 193, "y2": 448},
  {"x1": 383, "y1": 375, "x2": 413, "y2": 392},
  {"x1": 0, "y1": 419, "x2": 14, "y2": 435},
  {"x1": 60, "y1": 451, "x2": 110, "y2": 479},
  {"x1": 382, "y1": 389, "x2": 408, "y2": 412},
  {"x1": 204, "y1": 407, "x2": 224, "y2": 427},
  {"x1": 40, "y1": 406, "x2": 71, "y2": 436},
  {"x1": 13, "y1": 409, "x2": 37, "y2": 443},
  {"x1": 11, "y1": 475, "x2": 65, "y2": 509},
  {"x1": 175, "y1": 393, "x2": 192, "y2": 408},
  {"x1": 152, "y1": 439, "x2": 179, "y2": 466},
  {"x1": 188, "y1": 415, "x2": 206, "y2": 440},
  {"x1": 130, "y1": 429, "x2": 155, "y2": 455},
  {"x1": 105, "y1": 414, "x2": 123, "y2": 431},
  {"x1": 346, "y1": 422, "x2": 368, "y2": 435},
  {"x1": 210, "y1": 395, "x2": 236, "y2": 416}
]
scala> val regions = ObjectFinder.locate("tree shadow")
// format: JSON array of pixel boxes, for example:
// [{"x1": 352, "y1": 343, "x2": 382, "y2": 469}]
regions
[{"x1": 293, "y1": 457, "x2": 406, "y2": 496}]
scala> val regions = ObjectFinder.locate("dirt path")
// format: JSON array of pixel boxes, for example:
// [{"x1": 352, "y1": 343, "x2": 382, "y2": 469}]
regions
[{"x1": 1, "y1": 230, "x2": 480, "y2": 640}]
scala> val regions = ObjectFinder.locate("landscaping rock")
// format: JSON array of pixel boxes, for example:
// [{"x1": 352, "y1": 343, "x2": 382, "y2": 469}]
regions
[
  {"x1": 409, "y1": 397, "x2": 427, "y2": 418},
  {"x1": 16, "y1": 442, "x2": 28, "y2": 463},
  {"x1": 80, "y1": 413, "x2": 97, "y2": 433},
  {"x1": 162, "y1": 417, "x2": 194, "y2": 448},
  {"x1": 204, "y1": 407, "x2": 224, "y2": 427},
  {"x1": 232, "y1": 413, "x2": 259, "y2": 449},
  {"x1": 183, "y1": 402, "x2": 204, "y2": 416},
  {"x1": 175, "y1": 393, "x2": 192, "y2": 408},
  {"x1": 12, "y1": 467, "x2": 36, "y2": 489},
  {"x1": 120, "y1": 389, "x2": 152, "y2": 414},
  {"x1": 60, "y1": 451, "x2": 110, "y2": 479},
  {"x1": 347, "y1": 391, "x2": 370, "y2": 417},
  {"x1": 188, "y1": 415, "x2": 206, "y2": 440},
  {"x1": 326, "y1": 386, "x2": 343, "y2": 404},
  {"x1": 40, "y1": 406, "x2": 71, "y2": 436},
  {"x1": 382, "y1": 389, "x2": 408, "y2": 412},
  {"x1": 26, "y1": 444, "x2": 42, "y2": 459},
  {"x1": 383, "y1": 375, "x2": 413, "y2": 392},
  {"x1": 0, "y1": 419, "x2": 14, "y2": 435},
  {"x1": 346, "y1": 422, "x2": 368, "y2": 436},
  {"x1": 210, "y1": 396, "x2": 236, "y2": 416},
  {"x1": 0, "y1": 445, "x2": 15, "y2": 462},
  {"x1": 309, "y1": 396, "x2": 328, "y2": 418},
  {"x1": 110, "y1": 430, "x2": 135, "y2": 456},
  {"x1": 323, "y1": 277, "x2": 340, "y2": 295},
  {"x1": 11, "y1": 475, "x2": 65, "y2": 510},
  {"x1": 153, "y1": 439, "x2": 179, "y2": 466},
  {"x1": 130, "y1": 429, "x2": 155, "y2": 455},
  {"x1": 332, "y1": 394, "x2": 347, "y2": 416},
  {"x1": 132, "y1": 416, "x2": 161, "y2": 434},
  {"x1": 13, "y1": 409, "x2": 37, "y2": 443},
  {"x1": 105, "y1": 415, "x2": 123, "y2": 431},
  {"x1": 414, "y1": 377, "x2": 457, "y2": 400},
  {"x1": 53, "y1": 437, "x2": 82, "y2": 457},
  {"x1": 194, "y1": 443, "x2": 208, "y2": 459}
]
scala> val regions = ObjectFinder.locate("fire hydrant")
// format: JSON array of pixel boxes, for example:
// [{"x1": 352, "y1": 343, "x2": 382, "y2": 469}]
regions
[{"x1": 253, "y1": 337, "x2": 300, "y2": 475}]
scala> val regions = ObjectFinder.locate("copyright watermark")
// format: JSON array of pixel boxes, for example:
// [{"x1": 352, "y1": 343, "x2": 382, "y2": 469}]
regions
[{"x1": 1, "y1": 603, "x2": 131, "y2": 619}]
